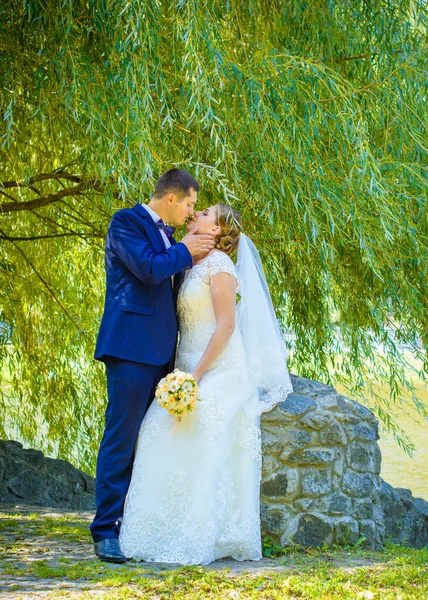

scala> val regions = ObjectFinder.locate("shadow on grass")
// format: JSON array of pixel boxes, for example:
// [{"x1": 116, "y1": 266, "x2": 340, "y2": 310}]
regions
[{"x1": 0, "y1": 511, "x2": 427, "y2": 599}]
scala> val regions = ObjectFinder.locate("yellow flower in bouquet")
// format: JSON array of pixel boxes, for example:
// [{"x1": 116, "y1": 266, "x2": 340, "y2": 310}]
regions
[{"x1": 155, "y1": 368, "x2": 201, "y2": 421}]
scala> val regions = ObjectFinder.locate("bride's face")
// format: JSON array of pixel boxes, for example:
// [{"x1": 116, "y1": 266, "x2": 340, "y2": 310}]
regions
[{"x1": 186, "y1": 205, "x2": 221, "y2": 236}]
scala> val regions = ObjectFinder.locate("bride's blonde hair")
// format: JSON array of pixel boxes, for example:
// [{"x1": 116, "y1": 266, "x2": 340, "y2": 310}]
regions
[{"x1": 214, "y1": 203, "x2": 243, "y2": 258}]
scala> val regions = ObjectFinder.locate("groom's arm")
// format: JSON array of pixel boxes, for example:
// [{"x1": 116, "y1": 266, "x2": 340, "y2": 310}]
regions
[{"x1": 108, "y1": 211, "x2": 192, "y2": 285}]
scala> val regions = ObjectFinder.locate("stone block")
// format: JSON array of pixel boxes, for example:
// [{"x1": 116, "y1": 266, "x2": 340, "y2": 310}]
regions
[
  {"x1": 336, "y1": 396, "x2": 359, "y2": 414},
  {"x1": 301, "y1": 468, "x2": 331, "y2": 496},
  {"x1": 334, "y1": 517, "x2": 360, "y2": 545},
  {"x1": 396, "y1": 488, "x2": 413, "y2": 502},
  {"x1": 373, "y1": 419, "x2": 380, "y2": 440},
  {"x1": 261, "y1": 428, "x2": 283, "y2": 454},
  {"x1": 262, "y1": 454, "x2": 280, "y2": 479},
  {"x1": 289, "y1": 376, "x2": 336, "y2": 397},
  {"x1": 353, "y1": 499, "x2": 374, "y2": 520},
  {"x1": 328, "y1": 492, "x2": 353, "y2": 515},
  {"x1": 284, "y1": 428, "x2": 319, "y2": 447},
  {"x1": 346, "y1": 400, "x2": 376, "y2": 422},
  {"x1": 414, "y1": 497, "x2": 428, "y2": 518},
  {"x1": 373, "y1": 504, "x2": 385, "y2": 526},
  {"x1": 278, "y1": 394, "x2": 317, "y2": 418},
  {"x1": 342, "y1": 471, "x2": 373, "y2": 498},
  {"x1": 372, "y1": 444, "x2": 382, "y2": 475},
  {"x1": 358, "y1": 519, "x2": 380, "y2": 548},
  {"x1": 300, "y1": 413, "x2": 333, "y2": 430},
  {"x1": 317, "y1": 395, "x2": 341, "y2": 411},
  {"x1": 8, "y1": 469, "x2": 45, "y2": 500},
  {"x1": 322, "y1": 394, "x2": 359, "y2": 414},
  {"x1": 294, "y1": 497, "x2": 315, "y2": 512},
  {"x1": 401, "y1": 506, "x2": 428, "y2": 549},
  {"x1": 261, "y1": 468, "x2": 299, "y2": 501},
  {"x1": 289, "y1": 513, "x2": 334, "y2": 547},
  {"x1": 332, "y1": 450, "x2": 345, "y2": 477},
  {"x1": 286, "y1": 448, "x2": 335, "y2": 467},
  {"x1": 303, "y1": 492, "x2": 347, "y2": 515},
  {"x1": 320, "y1": 422, "x2": 347, "y2": 445},
  {"x1": 260, "y1": 504, "x2": 291, "y2": 538},
  {"x1": 346, "y1": 442, "x2": 372, "y2": 472},
  {"x1": 262, "y1": 406, "x2": 294, "y2": 425},
  {"x1": 261, "y1": 471, "x2": 289, "y2": 498},
  {"x1": 347, "y1": 423, "x2": 377, "y2": 443},
  {"x1": 379, "y1": 480, "x2": 406, "y2": 534},
  {"x1": 24, "y1": 448, "x2": 45, "y2": 468},
  {"x1": 336, "y1": 414, "x2": 361, "y2": 425}
]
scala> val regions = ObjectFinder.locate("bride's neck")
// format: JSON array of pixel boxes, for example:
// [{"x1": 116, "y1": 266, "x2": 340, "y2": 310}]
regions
[{"x1": 193, "y1": 250, "x2": 213, "y2": 265}]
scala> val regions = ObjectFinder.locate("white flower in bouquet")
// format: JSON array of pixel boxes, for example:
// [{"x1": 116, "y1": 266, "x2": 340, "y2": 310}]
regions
[{"x1": 155, "y1": 368, "x2": 201, "y2": 421}]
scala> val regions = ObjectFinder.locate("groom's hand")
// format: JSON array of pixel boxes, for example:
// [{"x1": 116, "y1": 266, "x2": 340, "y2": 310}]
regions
[{"x1": 181, "y1": 227, "x2": 216, "y2": 256}]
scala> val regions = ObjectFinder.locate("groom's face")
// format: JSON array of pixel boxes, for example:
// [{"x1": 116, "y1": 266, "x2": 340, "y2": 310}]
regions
[{"x1": 167, "y1": 188, "x2": 197, "y2": 226}]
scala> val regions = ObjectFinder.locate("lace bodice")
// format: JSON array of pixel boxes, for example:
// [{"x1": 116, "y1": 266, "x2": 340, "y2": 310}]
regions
[{"x1": 177, "y1": 252, "x2": 240, "y2": 362}]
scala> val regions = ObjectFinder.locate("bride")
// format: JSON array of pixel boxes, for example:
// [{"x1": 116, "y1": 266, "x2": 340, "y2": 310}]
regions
[{"x1": 118, "y1": 203, "x2": 293, "y2": 565}]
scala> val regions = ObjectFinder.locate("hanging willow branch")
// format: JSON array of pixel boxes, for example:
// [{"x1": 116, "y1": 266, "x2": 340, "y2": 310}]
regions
[{"x1": 0, "y1": 0, "x2": 427, "y2": 472}]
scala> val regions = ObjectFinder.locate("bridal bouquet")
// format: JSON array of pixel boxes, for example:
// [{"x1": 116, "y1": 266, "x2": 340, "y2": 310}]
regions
[{"x1": 155, "y1": 369, "x2": 201, "y2": 421}]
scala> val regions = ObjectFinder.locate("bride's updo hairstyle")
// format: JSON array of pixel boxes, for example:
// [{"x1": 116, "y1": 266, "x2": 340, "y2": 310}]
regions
[{"x1": 214, "y1": 203, "x2": 243, "y2": 258}]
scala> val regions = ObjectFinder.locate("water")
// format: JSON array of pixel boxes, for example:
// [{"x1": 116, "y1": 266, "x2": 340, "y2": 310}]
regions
[
  {"x1": 334, "y1": 378, "x2": 428, "y2": 501},
  {"x1": 325, "y1": 329, "x2": 428, "y2": 500}
]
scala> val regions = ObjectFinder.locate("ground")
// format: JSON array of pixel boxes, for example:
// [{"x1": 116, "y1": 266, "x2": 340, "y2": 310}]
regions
[{"x1": 0, "y1": 505, "x2": 427, "y2": 599}]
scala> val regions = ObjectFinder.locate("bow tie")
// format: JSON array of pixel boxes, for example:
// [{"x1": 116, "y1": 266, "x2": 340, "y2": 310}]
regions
[{"x1": 156, "y1": 218, "x2": 176, "y2": 239}]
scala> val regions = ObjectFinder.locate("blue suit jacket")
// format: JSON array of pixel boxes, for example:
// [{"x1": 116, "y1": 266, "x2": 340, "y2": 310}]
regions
[{"x1": 94, "y1": 203, "x2": 193, "y2": 365}]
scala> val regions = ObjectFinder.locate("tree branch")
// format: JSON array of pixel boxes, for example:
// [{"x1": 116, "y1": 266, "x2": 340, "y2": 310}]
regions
[
  {"x1": 0, "y1": 182, "x2": 86, "y2": 213},
  {"x1": 0, "y1": 171, "x2": 117, "y2": 213},
  {"x1": 32, "y1": 204, "x2": 102, "y2": 235},
  {"x1": 0, "y1": 189, "x2": 17, "y2": 202},
  {"x1": 0, "y1": 227, "x2": 87, "y2": 335},
  {"x1": 60, "y1": 196, "x2": 110, "y2": 232},
  {"x1": 0, "y1": 232, "x2": 104, "y2": 241},
  {"x1": 331, "y1": 53, "x2": 371, "y2": 63},
  {"x1": 28, "y1": 209, "x2": 105, "y2": 249},
  {"x1": 1, "y1": 171, "x2": 85, "y2": 188}
]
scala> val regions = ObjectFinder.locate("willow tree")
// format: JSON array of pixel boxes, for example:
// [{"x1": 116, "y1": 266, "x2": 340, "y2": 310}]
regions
[{"x1": 1, "y1": 0, "x2": 427, "y2": 472}]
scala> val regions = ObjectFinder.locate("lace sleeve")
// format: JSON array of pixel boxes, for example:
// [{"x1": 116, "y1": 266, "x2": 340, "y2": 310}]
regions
[{"x1": 203, "y1": 252, "x2": 239, "y2": 285}]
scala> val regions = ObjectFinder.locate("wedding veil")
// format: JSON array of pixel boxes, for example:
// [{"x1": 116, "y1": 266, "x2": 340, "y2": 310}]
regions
[{"x1": 235, "y1": 233, "x2": 293, "y2": 416}]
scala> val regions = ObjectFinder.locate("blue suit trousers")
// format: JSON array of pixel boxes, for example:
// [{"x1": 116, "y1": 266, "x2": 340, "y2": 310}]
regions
[{"x1": 90, "y1": 357, "x2": 169, "y2": 542}]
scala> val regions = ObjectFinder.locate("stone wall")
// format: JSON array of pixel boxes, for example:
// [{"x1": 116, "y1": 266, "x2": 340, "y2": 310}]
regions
[
  {"x1": 0, "y1": 440, "x2": 95, "y2": 510},
  {"x1": 260, "y1": 375, "x2": 428, "y2": 549}
]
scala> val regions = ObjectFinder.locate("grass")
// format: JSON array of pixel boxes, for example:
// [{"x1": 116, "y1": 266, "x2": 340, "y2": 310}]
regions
[
  {"x1": 0, "y1": 512, "x2": 427, "y2": 599},
  {"x1": 0, "y1": 512, "x2": 89, "y2": 542}
]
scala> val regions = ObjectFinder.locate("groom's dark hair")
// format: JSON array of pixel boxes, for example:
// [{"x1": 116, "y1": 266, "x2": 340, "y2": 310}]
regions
[{"x1": 153, "y1": 168, "x2": 199, "y2": 200}]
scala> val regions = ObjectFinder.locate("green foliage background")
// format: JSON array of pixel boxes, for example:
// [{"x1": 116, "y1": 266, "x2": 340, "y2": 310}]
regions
[{"x1": 0, "y1": 0, "x2": 427, "y2": 472}]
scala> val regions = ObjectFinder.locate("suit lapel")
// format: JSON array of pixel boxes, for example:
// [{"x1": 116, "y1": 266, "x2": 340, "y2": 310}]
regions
[
  {"x1": 132, "y1": 203, "x2": 165, "y2": 253},
  {"x1": 169, "y1": 236, "x2": 182, "y2": 294},
  {"x1": 133, "y1": 204, "x2": 187, "y2": 295}
]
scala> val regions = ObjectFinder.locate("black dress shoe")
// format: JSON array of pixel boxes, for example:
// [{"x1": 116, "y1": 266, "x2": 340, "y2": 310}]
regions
[{"x1": 94, "y1": 538, "x2": 127, "y2": 563}]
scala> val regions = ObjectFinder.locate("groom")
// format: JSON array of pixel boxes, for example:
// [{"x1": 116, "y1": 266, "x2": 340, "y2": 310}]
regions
[{"x1": 90, "y1": 168, "x2": 216, "y2": 562}]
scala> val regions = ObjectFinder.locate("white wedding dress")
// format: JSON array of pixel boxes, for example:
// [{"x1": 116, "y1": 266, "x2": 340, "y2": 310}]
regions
[{"x1": 118, "y1": 251, "x2": 264, "y2": 565}]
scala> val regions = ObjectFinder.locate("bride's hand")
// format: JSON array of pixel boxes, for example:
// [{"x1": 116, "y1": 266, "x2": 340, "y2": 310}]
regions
[{"x1": 191, "y1": 370, "x2": 202, "y2": 385}]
